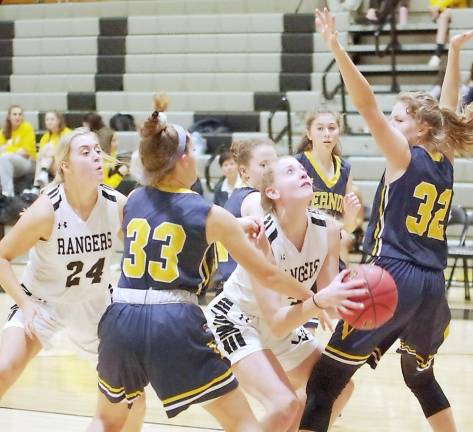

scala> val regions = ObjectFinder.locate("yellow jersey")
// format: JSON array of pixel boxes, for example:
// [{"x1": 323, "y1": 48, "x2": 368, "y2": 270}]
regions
[
  {"x1": 38, "y1": 127, "x2": 71, "y2": 150},
  {"x1": 0, "y1": 121, "x2": 36, "y2": 159}
]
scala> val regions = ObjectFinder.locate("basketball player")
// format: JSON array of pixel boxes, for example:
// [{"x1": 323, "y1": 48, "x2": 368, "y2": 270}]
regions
[
  {"x1": 86, "y1": 113, "x2": 364, "y2": 432},
  {"x1": 213, "y1": 138, "x2": 277, "y2": 292},
  {"x1": 0, "y1": 128, "x2": 145, "y2": 431},
  {"x1": 206, "y1": 156, "x2": 363, "y2": 431},
  {"x1": 300, "y1": 10, "x2": 473, "y2": 432},
  {"x1": 295, "y1": 109, "x2": 361, "y2": 266}
]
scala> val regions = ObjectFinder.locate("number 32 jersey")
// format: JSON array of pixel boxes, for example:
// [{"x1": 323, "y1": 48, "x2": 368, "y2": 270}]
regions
[
  {"x1": 21, "y1": 184, "x2": 121, "y2": 303},
  {"x1": 363, "y1": 146, "x2": 453, "y2": 270}
]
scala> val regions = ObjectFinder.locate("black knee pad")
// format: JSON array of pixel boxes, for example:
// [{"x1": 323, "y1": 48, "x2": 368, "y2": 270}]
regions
[
  {"x1": 300, "y1": 355, "x2": 355, "y2": 432},
  {"x1": 401, "y1": 354, "x2": 450, "y2": 418}
]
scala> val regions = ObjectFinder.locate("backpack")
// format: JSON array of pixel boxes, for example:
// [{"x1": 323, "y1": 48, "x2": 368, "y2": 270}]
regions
[{"x1": 189, "y1": 118, "x2": 231, "y2": 134}]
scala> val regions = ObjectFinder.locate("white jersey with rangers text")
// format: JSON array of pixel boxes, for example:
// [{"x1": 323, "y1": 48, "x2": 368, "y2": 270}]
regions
[
  {"x1": 223, "y1": 209, "x2": 328, "y2": 315},
  {"x1": 21, "y1": 184, "x2": 120, "y2": 304}
]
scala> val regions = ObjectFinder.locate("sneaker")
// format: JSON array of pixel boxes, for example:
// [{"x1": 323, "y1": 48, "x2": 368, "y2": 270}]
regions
[{"x1": 428, "y1": 55, "x2": 441, "y2": 68}]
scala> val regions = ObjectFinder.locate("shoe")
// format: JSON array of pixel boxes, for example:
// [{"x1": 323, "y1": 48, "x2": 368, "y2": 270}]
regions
[{"x1": 428, "y1": 55, "x2": 441, "y2": 68}]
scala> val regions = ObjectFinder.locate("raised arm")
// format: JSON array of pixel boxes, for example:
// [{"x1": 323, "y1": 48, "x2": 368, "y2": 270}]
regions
[
  {"x1": 439, "y1": 30, "x2": 473, "y2": 111},
  {"x1": 316, "y1": 8, "x2": 410, "y2": 177}
]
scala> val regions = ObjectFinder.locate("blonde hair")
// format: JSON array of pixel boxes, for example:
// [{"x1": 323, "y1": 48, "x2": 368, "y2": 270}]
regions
[
  {"x1": 260, "y1": 159, "x2": 277, "y2": 214},
  {"x1": 297, "y1": 108, "x2": 343, "y2": 155},
  {"x1": 398, "y1": 91, "x2": 473, "y2": 156},
  {"x1": 154, "y1": 92, "x2": 169, "y2": 112},
  {"x1": 231, "y1": 137, "x2": 274, "y2": 167}
]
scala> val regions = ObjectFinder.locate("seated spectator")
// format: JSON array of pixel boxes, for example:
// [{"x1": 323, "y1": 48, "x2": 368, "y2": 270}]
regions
[
  {"x1": 27, "y1": 111, "x2": 70, "y2": 194},
  {"x1": 82, "y1": 112, "x2": 105, "y2": 133},
  {"x1": 365, "y1": 0, "x2": 409, "y2": 25},
  {"x1": 428, "y1": 0, "x2": 468, "y2": 67},
  {"x1": 96, "y1": 127, "x2": 129, "y2": 189},
  {"x1": 213, "y1": 150, "x2": 242, "y2": 207},
  {"x1": 0, "y1": 105, "x2": 36, "y2": 198}
]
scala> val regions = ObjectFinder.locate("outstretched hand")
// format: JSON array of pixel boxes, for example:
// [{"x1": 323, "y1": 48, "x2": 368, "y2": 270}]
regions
[
  {"x1": 449, "y1": 30, "x2": 473, "y2": 51},
  {"x1": 315, "y1": 8, "x2": 340, "y2": 51}
]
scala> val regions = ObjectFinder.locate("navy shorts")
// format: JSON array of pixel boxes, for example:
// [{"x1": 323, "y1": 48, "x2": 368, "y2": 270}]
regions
[
  {"x1": 96, "y1": 302, "x2": 238, "y2": 418},
  {"x1": 324, "y1": 257, "x2": 451, "y2": 371}
]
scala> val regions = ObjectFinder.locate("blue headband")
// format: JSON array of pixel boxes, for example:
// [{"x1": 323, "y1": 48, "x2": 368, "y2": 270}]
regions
[{"x1": 173, "y1": 124, "x2": 187, "y2": 157}]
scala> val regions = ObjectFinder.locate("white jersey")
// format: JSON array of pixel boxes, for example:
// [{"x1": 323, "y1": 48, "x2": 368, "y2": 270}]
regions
[
  {"x1": 223, "y1": 209, "x2": 328, "y2": 316},
  {"x1": 21, "y1": 184, "x2": 121, "y2": 304}
]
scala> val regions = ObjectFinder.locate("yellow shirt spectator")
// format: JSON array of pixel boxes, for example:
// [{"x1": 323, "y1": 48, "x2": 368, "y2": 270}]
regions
[
  {"x1": 38, "y1": 127, "x2": 71, "y2": 150},
  {"x1": 0, "y1": 121, "x2": 36, "y2": 159},
  {"x1": 429, "y1": 0, "x2": 468, "y2": 11}
]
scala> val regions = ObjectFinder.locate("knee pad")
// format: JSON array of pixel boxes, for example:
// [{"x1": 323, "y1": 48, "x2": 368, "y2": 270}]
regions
[
  {"x1": 300, "y1": 355, "x2": 355, "y2": 432},
  {"x1": 401, "y1": 354, "x2": 450, "y2": 418}
]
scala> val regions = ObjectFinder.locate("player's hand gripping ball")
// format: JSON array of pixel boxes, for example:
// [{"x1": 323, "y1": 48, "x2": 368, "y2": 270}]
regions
[{"x1": 340, "y1": 264, "x2": 398, "y2": 330}]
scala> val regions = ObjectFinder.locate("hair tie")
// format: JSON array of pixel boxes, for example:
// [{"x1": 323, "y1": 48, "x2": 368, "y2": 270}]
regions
[{"x1": 173, "y1": 124, "x2": 187, "y2": 157}]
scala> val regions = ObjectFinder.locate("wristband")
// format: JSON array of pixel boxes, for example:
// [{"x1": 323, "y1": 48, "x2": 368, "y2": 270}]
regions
[{"x1": 312, "y1": 294, "x2": 325, "y2": 310}]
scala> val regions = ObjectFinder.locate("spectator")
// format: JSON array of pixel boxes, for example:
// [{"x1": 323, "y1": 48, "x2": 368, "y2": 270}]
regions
[
  {"x1": 365, "y1": 0, "x2": 409, "y2": 25},
  {"x1": 82, "y1": 112, "x2": 105, "y2": 133},
  {"x1": 428, "y1": 0, "x2": 468, "y2": 67},
  {"x1": 462, "y1": 62, "x2": 473, "y2": 106},
  {"x1": 213, "y1": 150, "x2": 242, "y2": 207},
  {"x1": 0, "y1": 105, "x2": 36, "y2": 198},
  {"x1": 27, "y1": 111, "x2": 70, "y2": 195},
  {"x1": 96, "y1": 127, "x2": 129, "y2": 190}
]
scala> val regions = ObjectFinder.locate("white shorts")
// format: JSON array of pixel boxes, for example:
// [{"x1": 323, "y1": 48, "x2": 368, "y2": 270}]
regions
[
  {"x1": 4, "y1": 293, "x2": 109, "y2": 360},
  {"x1": 205, "y1": 293, "x2": 318, "y2": 371}
]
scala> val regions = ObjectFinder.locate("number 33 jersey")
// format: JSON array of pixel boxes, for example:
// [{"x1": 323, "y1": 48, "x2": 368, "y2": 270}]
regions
[
  {"x1": 363, "y1": 146, "x2": 453, "y2": 270},
  {"x1": 21, "y1": 184, "x2": 121, "y2": 303},
  {"x1": 117, "y1": 186, "x2": 216, "y2": 295}
]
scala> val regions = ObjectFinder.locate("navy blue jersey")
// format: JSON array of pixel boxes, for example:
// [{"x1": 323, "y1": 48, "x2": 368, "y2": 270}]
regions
[
  {"x1": 118, "y1": 186, "x2": 216, "y2": 295},
  {"x1": 214, "y1": 186, "x2": 257, "y2": 285},
  {"x1": 295, "y1": 151, "x2": 351, "y2": 218},
  {"x1": 363, "y1": 146, "x2": 453, "y2": 270}
]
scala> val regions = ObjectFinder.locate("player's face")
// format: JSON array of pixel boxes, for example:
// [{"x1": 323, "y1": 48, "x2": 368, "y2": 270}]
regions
[
  {"x1": 221, "y1": 158, "x2": 238, "y2": 180},
  {"x1": 389, "y1": 102, "x2": 418, "y2": 145},
  {"x1": 67, "y1": 134, "x2": 104, "y2": 184},
  {"x1": 44, "y1": 112, "x2": 60, "y2": 133},
  {"x1": 241, "y1": 145, "x2": 277, "y2": 189},
  {"x1": 9, "y1": 107, "x2": 23, "y2": 129},
  {"x1": 271, "y1": 157, "x2": 313, "y2": 206},
  {"x1": 307, "y1": 113, "x2": 340, "y2": 153}
]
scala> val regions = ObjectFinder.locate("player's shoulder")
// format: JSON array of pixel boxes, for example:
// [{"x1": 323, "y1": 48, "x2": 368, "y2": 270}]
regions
[{"x1": 264, "y1": 213, "x2": 279, "y2": 244}]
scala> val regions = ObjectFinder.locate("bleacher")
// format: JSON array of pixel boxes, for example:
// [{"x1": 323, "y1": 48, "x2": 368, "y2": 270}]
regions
[{"x1": 1, "y1": 0, "x2": 473, "y2": 231}]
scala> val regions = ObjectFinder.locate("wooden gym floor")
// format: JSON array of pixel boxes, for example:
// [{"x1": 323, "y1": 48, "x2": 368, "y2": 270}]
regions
[{"x1": 0, "y1": 258, "x2": 472, "y2": 431}]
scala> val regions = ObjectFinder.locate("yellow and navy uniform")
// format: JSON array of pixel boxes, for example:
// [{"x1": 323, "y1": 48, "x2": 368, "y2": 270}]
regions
[
  {"x1": 38, "y1": 127, "x2": 71, "y2": 150},
  {"x1": 327, "y1": 147, "x2": 452, "y2": 367},
  {"x1": 364, "y1": 146, "x2": 453, "y2": 270},
  {"x1": 0, "y1": 121, "x2": 36, "y2": 159},
  {"x1": 301, "y1": 146, "x2": 454, "y2": 432},
  {"x1": 118, "y1": 185, "x2": 216, "y2": 293},
  {"x1": 213, "y1": 186, "x2": 257, "y2": 288},
  {"x1": 96, "y1": 185, "x2": 237, "y2": 418},
  {"x1": 295, "y1": 151, "x2": 350, "y2": 218}
]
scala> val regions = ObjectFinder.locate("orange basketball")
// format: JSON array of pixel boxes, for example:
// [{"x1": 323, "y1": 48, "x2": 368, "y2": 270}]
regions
[{"x1": 340, "y1": 264, "x2": 398, "y2": 330}]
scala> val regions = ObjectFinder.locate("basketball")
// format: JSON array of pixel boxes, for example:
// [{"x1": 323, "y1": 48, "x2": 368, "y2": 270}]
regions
[{"x1": 340, "y1": 264, "x2": 398, "y2": 330}]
